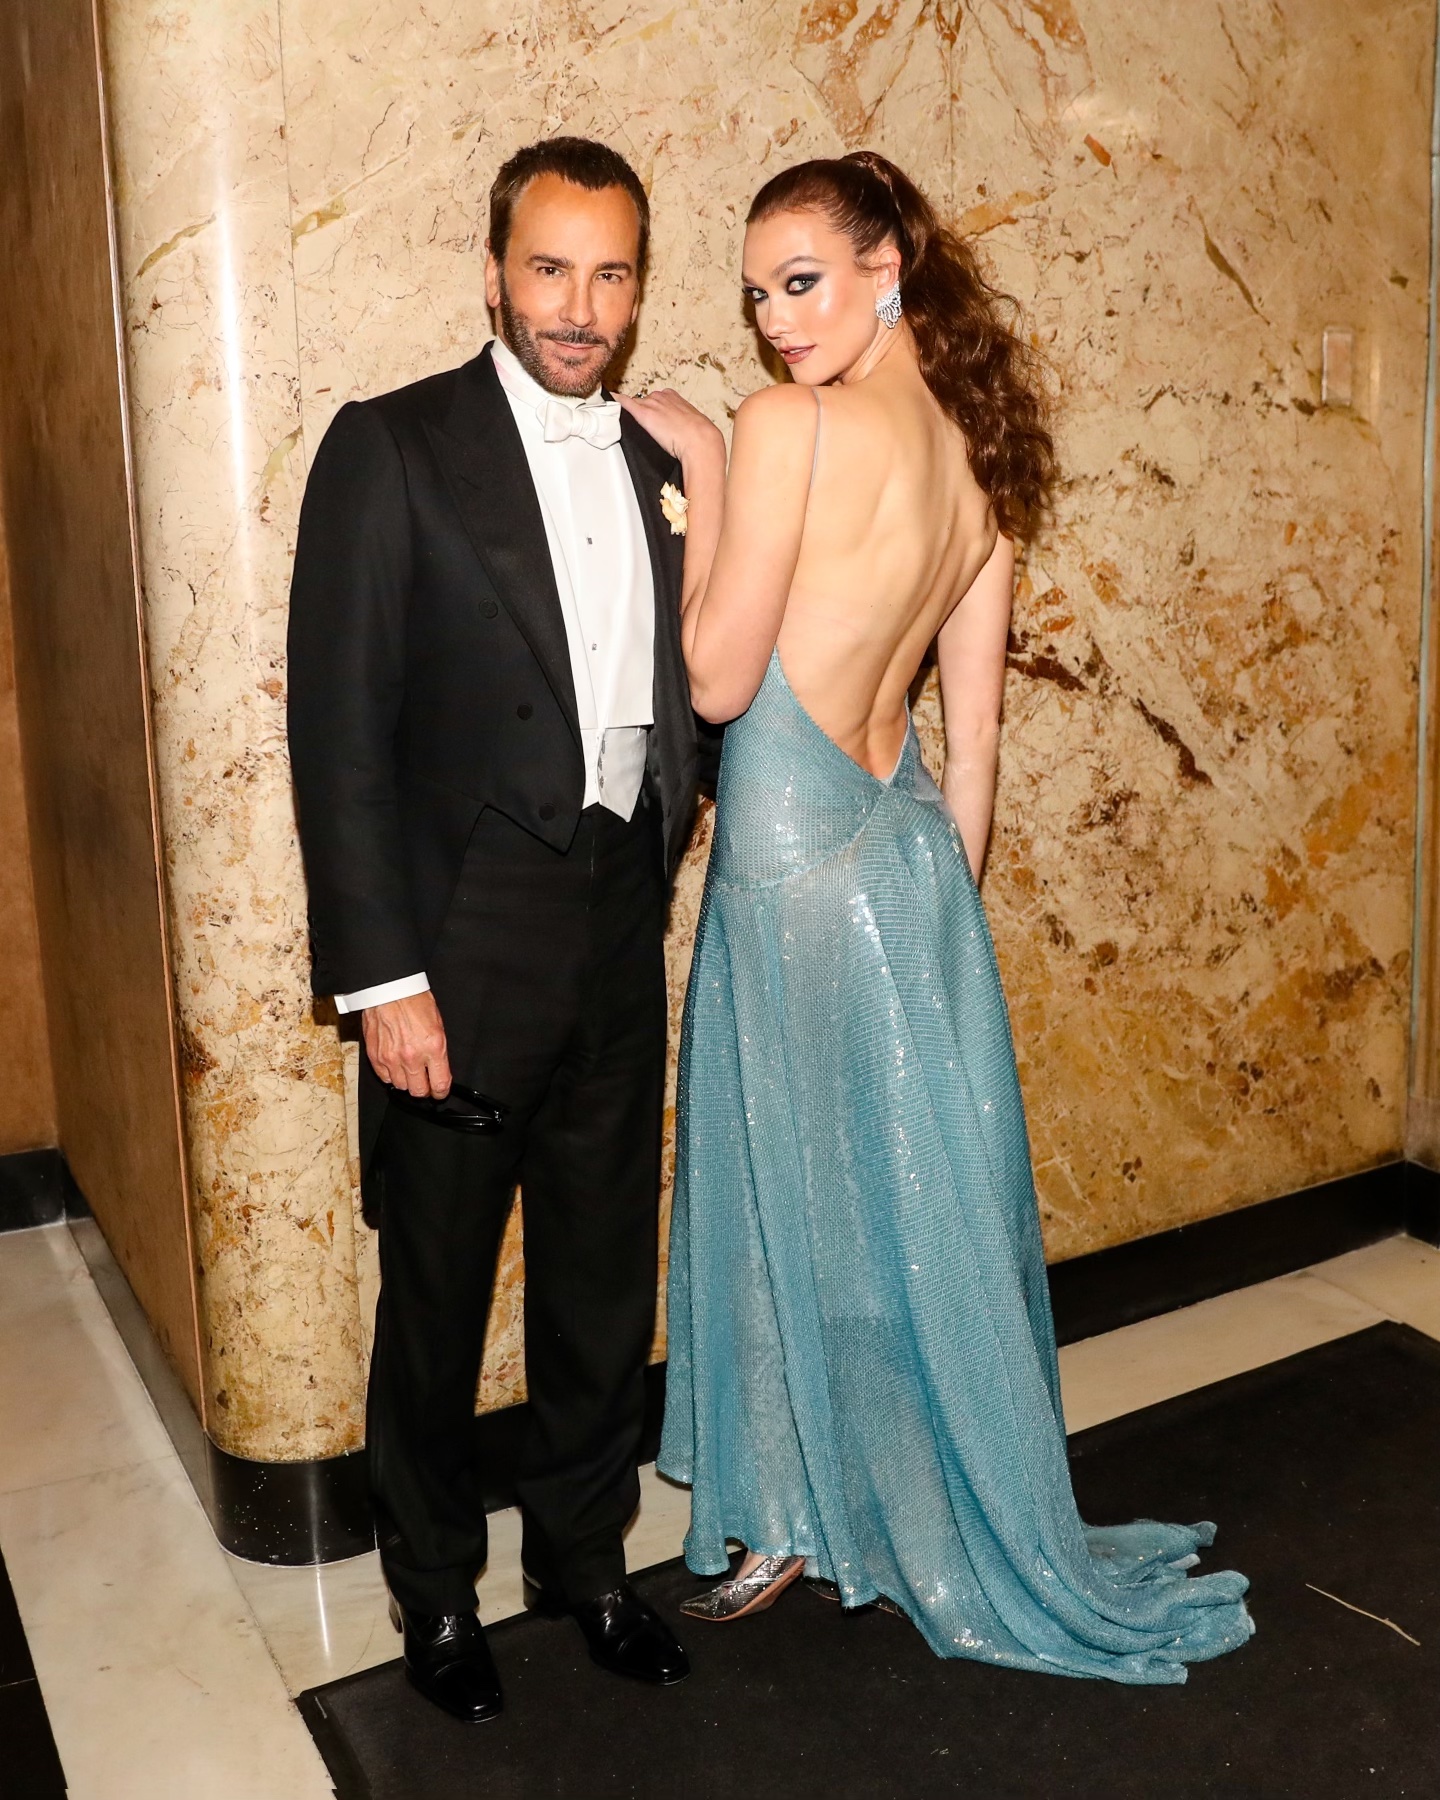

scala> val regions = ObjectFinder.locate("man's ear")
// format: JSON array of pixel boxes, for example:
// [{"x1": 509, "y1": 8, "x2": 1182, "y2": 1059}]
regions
[{"x1": 483, "y1": 241, "x2": 502, "y2": 312}]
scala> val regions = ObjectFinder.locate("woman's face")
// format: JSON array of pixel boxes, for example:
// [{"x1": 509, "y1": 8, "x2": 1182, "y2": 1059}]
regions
[{"x1": 741, "y1": 208, "x2": 901, "y2": 385}]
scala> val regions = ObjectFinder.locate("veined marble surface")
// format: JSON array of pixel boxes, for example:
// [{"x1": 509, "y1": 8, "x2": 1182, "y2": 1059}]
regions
[
  {"x1": 0, "y1": 1228, "x2": 334, "y2": 1798},
  {"x1": 102, "y1": 0, "x2": 366, "y2": 1457},
  {"x1": 100, "y1": 0, "x2": 1433, "y2": 1434}
]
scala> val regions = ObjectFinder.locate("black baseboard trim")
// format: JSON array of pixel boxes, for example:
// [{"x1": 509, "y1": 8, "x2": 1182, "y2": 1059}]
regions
[
  {"x1": 1047, "y1": 1158, "x2": 1424, "y2": 1346},
  {"x1": 200, "y1": 1367, "x2": 669, "y2": 1564},
  {"x1": 207, "y1": 1442, "x2": 374, "y2": 1564},
  {"x1": 69, "y1": 1213, "x2": 376, "y2": 1566},
  {"x1": 58, "y1": 1153, "x2": 1440, "y2": 1565},
  {"x1": 0, "y1": 1148, "x2": 89, "y2": 1233},
  {"x1": 1407, "y1": 1160, "x2": 1440, "y2": 1247}
]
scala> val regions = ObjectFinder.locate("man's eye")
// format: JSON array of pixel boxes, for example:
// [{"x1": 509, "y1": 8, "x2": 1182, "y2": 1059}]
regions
[
  {"x1": 538, "y1": 264, "x2": 561, "y2": 277},
  {"x1": 786, "y1": 274, "x2": 819, "y2": 295}
]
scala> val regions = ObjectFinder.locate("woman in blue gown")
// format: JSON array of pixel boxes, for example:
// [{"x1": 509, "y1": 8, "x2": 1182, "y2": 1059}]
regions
[{"x1": 622, "y1": 152, "x2": 1252, "y2": 1683}]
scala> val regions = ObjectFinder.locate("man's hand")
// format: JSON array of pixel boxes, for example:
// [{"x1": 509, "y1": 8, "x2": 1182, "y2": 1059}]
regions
[{"x1": 362, "y1": 991, "x2": 452, "y2": 1097}]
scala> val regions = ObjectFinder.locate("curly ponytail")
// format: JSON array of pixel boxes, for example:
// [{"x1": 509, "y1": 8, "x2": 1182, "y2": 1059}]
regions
[{"x1": 747, "y1": 152, "x2": 1056, "y2": 541}]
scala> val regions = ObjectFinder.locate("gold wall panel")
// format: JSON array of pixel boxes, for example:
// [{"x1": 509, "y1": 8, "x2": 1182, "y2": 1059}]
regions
[
  {"x1": 0, "y1": 520, "x2": 55, "y2": 1156},
  {"x1": 0, "y1": 0, "x2": 198, "y2": 1400},
  {"x1": 100, "y1": 0, "x2": 1432, "y2": 1431}
]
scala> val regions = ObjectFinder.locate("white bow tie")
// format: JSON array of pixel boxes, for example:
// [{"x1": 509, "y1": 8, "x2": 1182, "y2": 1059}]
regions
[{"x1": 539, "y1": 394, "x2": 623, "y2": 449}]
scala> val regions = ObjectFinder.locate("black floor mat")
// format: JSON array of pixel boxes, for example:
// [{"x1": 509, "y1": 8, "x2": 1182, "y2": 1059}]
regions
[
  {"x1": 0, "y1": 1542, "x2": 67, "y2": 1797},
  {"x1": 299, "y1": 1322, "x2": 1440, "y2": 1799}
]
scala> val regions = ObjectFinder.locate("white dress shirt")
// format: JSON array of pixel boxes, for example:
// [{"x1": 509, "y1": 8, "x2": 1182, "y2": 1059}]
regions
[{"x1": 333, "y1": 339, "x2": 656, "y2": 1015}]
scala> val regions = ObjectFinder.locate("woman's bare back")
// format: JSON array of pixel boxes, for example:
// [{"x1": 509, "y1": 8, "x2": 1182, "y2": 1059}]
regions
[{"x1": 776, "y1": 354, "x2": 997, "y2": 779}]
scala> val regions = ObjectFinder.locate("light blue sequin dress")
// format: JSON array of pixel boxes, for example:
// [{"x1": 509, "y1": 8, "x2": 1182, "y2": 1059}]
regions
[{"x1": 659, "y1": 652, "x2": 1254, "y2": 1682}]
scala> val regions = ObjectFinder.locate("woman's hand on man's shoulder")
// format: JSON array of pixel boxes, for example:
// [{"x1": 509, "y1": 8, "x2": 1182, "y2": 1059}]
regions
[{"x1": 617, "y1": 387, "x2": 725, "y2": 469}]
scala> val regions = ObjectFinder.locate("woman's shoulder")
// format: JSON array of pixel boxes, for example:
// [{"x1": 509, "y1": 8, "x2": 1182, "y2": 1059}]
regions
[
  {"x1": 728, "y1": 384, "x2": 822, "y2": 480},
  {"x1": 733, "y1": 382, "x2": 819, "y2": 435}
]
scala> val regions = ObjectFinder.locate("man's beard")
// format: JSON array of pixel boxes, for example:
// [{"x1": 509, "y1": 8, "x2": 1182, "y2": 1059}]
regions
[{"x1": 497, "y1": 281, "x2": 625, "y2": 398}]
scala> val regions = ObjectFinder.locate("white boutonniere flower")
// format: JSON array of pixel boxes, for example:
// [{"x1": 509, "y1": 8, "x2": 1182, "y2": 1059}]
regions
[{"x1": 660, "y1": 481, "x2": 689, "y2": 536}]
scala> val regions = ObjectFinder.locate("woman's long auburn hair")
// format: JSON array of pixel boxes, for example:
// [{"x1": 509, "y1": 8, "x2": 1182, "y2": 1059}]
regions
[{"x1": 748, "y1": 151, "x2": 1056, "y2": 541}]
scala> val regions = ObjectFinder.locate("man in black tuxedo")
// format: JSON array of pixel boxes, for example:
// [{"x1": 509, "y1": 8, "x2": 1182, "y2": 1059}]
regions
[{"x1": 287, "y1": 138, "x2": 696, "y2": 1723}]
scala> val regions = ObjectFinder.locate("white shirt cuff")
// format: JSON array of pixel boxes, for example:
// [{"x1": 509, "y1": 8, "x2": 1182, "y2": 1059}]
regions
[{"x1": 333, "y1": 972, "x2": 430, "y2": 1014}]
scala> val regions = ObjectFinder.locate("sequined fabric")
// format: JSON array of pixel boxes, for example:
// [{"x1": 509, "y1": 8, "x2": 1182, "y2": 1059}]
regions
[{"x1": 659, "y1": 654, "x2": 1254, "y2": 1683}]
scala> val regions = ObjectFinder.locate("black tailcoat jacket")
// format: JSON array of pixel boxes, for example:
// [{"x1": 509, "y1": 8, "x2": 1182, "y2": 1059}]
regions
[{"x1": 287, "y1": 343, "x2": 698, "y2": 1179}]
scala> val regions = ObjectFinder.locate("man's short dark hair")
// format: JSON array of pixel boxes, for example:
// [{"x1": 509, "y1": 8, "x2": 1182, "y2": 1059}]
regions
[{"x1": 489, "y1": 137, "x2": 650, "y2": 275}]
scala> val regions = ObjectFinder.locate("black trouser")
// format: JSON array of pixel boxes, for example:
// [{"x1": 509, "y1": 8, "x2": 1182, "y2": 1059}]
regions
[{"x1": 366, "y1": 800, "x2": 666, "y2": 1615}]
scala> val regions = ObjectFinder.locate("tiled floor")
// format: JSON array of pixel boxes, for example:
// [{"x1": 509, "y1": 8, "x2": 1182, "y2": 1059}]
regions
[
  {"x1": 0, "y1": 1225, "x2": 335, "y2": 1799},
  {"x1": 0, "y1": 1221, "x2": 1435, "y2": 1796}
]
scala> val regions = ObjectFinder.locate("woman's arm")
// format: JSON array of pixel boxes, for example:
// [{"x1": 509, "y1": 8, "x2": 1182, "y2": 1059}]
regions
[
  {"x1": 621, "y1": 384, "x2": 818, "y2": 722},
  {"x1": 679, "y1": 386, "x2": 816, "y2": 720},
  {"x1": 935, "y1": 532, "x2": 1014, "y2": 882}
]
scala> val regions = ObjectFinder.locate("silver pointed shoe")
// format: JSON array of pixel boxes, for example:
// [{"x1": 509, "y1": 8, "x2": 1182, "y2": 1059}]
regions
[{"x1": 679, "y1": 1554, "x2": 806, "y2": 1622}]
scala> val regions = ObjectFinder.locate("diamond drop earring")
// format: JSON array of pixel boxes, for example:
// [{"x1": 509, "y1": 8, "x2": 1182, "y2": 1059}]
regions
[{"x1": 875, "y1": 280, "x2": 902, "y2": 329}]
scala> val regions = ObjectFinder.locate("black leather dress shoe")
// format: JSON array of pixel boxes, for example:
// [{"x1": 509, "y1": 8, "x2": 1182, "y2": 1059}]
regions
[
  {"x1": 524, "y1": 1578, "x2": 690, "y2": 1685},
  {"x1": 388, "y1": 1597, "x2": 504, "y2": 1723}
]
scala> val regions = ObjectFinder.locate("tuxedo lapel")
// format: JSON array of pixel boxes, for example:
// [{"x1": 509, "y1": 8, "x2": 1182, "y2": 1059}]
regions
[
  {"x1": 424, "y1": 345, "x2": 580, "y2": 743},
  {"x1": 618, "y1": 414, "x2": 678, "y2": 619},
  {"x1": 618, "y1": 413, "x2": 688, "y2": 753}
]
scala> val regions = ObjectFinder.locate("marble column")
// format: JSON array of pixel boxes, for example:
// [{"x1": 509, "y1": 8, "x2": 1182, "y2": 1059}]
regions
[{"x1": 100, "y1": 0, "x2": 366, "y2": 1464}]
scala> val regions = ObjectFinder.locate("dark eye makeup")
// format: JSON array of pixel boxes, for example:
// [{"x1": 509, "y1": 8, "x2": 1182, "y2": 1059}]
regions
[{"x1": 743, "y1": 271, "x2": 822, "y2": 303}]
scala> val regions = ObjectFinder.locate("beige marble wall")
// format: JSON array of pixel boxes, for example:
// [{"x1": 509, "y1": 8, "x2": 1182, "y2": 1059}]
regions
[
  {"x1": 102, "y1": 0, "x2": 1433, "y2": 1436},
  {"x1": 918, "y1": 1, "x2": 1433, "y2": 1258}
]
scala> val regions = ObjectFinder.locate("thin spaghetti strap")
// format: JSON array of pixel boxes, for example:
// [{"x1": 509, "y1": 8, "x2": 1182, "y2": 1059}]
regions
[{"x1": 808, "y1": 387, "x2": 823, "y2": 490}]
